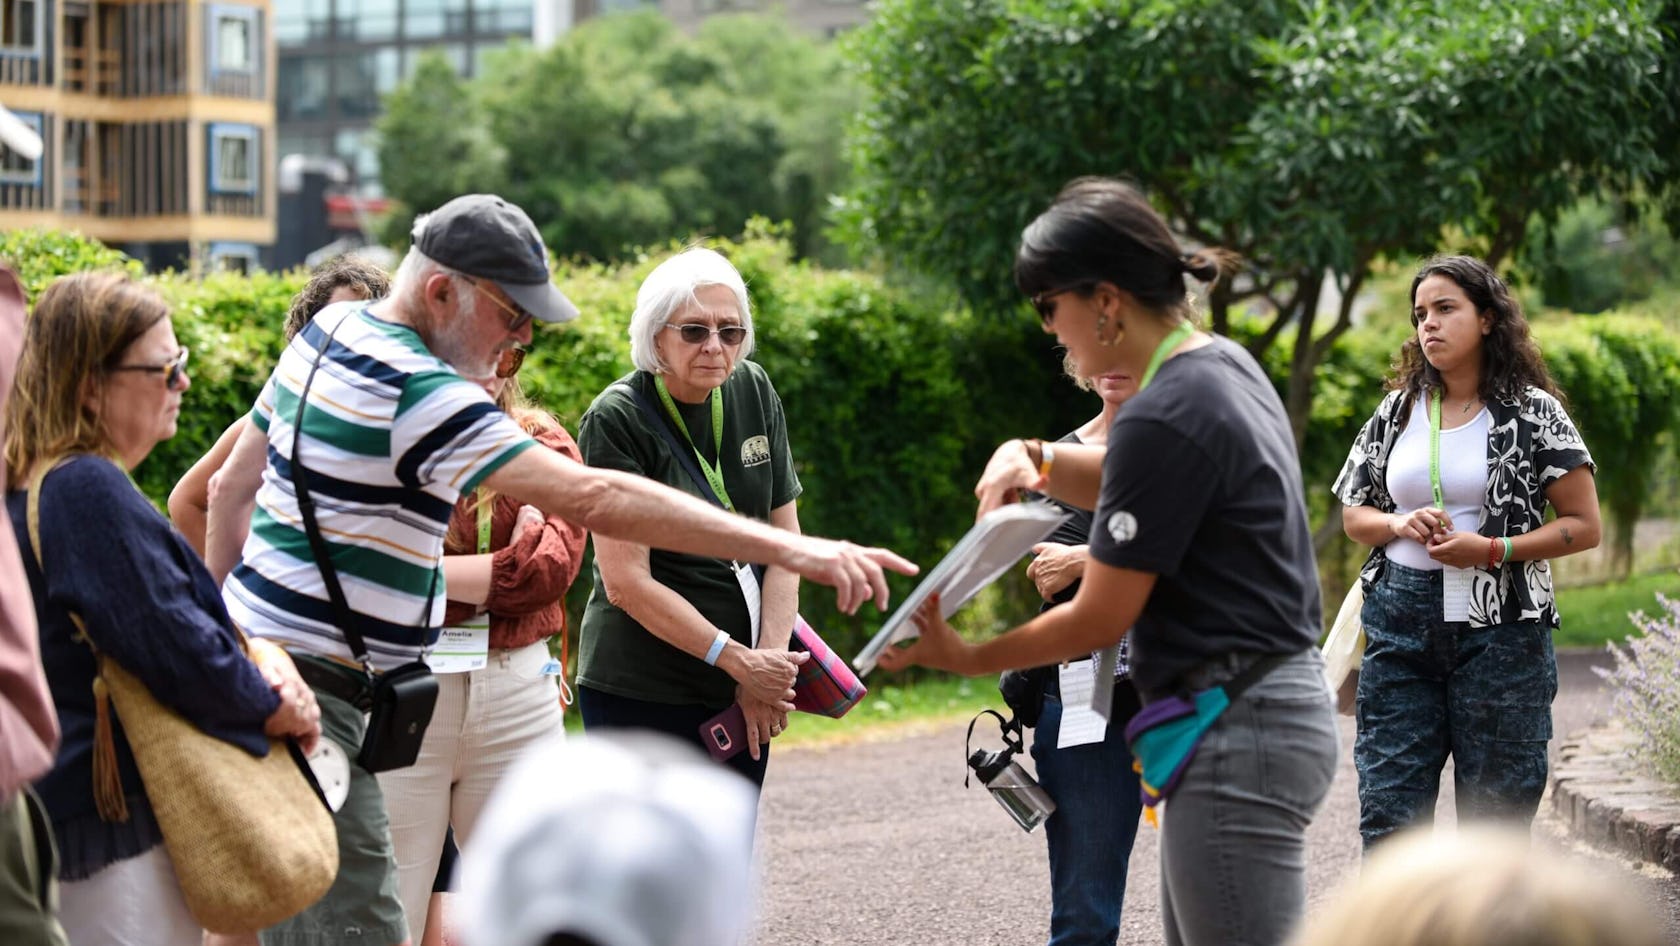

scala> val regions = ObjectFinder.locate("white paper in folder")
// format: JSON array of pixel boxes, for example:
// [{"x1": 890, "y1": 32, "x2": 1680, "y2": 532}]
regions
[{"x1": 851, "y1": 502, "x2": 1071, "y2": 676}]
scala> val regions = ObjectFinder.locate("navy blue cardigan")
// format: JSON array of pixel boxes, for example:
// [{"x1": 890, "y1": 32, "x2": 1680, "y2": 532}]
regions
[{"x1": 7, "y1": 455, "x2": 279, "y2": 880}]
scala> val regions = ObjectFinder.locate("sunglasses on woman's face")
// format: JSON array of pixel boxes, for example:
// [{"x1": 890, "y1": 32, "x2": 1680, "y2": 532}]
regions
[
  {"x1": 1030, "y1": 287, "x2": 1084, "y2": 329},
  {"x1": 111, "y1": 347, "x2": 190, "y2": 391},
  {"x1": 665, "y1": 323, "x2": 747, "y2": 347},
  {"x1": 495, "y1": 347, "x2": 526, "y2": 379}
]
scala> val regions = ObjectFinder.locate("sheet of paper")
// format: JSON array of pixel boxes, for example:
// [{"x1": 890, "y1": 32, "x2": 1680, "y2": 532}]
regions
[
  {"x1": 851, "y1": 502, "x2": 1071, "y2": 675},
  {"x1": 1090, "y1": 645, "x2": 1119, "y2": 723},
  {"x1": 1442, "y1": 566, "x2": 1473, "y2": 623},
  {"x1": 427, "y1": 619, "x2": 490, "y2": 673},
  {"x1": 1056, "y1": 660, "x2": 1107, "y2": 748},
  {"x1": 734, "y1": 562, "x2": 763, "y2": 647}
]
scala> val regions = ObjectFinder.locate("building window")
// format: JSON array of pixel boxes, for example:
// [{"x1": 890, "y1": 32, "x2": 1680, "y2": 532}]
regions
[
  {"x1": 1, "y1": 0, "x2": 41, "y2": 55},
  {"x1": 209, "y1": 123, "x2": 259, "y2": 194},
  {"x1": 209, "y1": 6, "x2": 258, "y2": 74},
  {"x1": 0, "y1": 111, "x2": 41, "y2": 186},
  {"x1": 209, "y1": 242, "x2": 260, "y2": 274}
]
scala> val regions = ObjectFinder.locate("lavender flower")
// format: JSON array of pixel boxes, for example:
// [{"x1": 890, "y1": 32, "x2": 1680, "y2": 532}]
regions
[{"x1": 1596, "y1": 590, "x2": 1680, "y2": 781}]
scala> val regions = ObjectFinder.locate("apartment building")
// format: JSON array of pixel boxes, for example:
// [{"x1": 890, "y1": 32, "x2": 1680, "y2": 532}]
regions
[{"x1": 0, "y1": 0, "x2": 275, "y2": 272}]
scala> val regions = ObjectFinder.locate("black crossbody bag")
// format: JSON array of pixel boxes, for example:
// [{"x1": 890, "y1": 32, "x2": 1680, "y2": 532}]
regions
[{"x1": 289, "y1": 314, "x2": 439, "y2": 773}]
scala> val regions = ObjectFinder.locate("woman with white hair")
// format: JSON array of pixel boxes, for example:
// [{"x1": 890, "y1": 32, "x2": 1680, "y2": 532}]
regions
[{"x1": 575, "y1": 247, "x2": 807, "y2": 786}]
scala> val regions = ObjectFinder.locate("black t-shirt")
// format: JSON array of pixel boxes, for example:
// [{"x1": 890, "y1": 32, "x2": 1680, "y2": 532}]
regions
[{"x1": 1088, "y1": 335, "x2": 1320, "y2": 696}]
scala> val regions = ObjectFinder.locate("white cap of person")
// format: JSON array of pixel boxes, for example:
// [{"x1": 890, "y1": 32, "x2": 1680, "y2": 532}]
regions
[{"x1": 456, "y1": 733, "x2": 759, "y2": 946}]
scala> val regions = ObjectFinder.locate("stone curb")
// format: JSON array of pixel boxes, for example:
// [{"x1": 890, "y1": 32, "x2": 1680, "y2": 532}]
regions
[{"x1": 1551, "y1": 722, "x2": 1680, "y2": 872}]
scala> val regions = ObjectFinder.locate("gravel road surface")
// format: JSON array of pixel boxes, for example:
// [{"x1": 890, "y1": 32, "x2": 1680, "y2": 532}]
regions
[{"x1": 749, "y1": 648, "x2": 1680, "y2": 945}]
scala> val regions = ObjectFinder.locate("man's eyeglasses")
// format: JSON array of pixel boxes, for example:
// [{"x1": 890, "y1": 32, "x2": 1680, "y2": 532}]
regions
[
  {"x1": 495, "y1": 347, "x2": 526, "y2": 380},
  {"x1": 111, "y1": 347, "x2": 190, "y2": 390},
  {"x1": 664, "y1": 323, "x2": 747, "y2": 347},
  {"x1": 460, "y1": 276, "x2": 535, "y2": 334},
  {"x1": 1030, "y1": 286, "x2": 1086, "y2": 328}
]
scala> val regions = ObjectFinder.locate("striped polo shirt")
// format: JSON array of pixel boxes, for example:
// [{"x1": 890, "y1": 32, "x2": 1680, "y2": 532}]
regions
[{"x1": 223, "y1": 303, "x2": 535, "y2": 670}]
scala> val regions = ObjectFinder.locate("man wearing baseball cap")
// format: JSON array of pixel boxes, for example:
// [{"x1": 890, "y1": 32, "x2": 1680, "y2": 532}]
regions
[{"x1": 206, "y1": 193, "x2": 916, "y2": 946}]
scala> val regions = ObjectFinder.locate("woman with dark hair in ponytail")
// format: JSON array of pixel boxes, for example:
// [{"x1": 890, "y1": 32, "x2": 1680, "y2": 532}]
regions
[
  {"x1": 879, "y1": 177, "x2": 1338, "y2": 946},
  {"x1": 1334, "y1": 255, "x2": 1599, "y2": 851}
]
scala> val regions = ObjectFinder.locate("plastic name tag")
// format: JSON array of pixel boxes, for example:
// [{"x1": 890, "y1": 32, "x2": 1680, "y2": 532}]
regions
[
  {"x1": 1442, "y1": 567, "x2": 1473, "y2": 623},
  {"x1": 427, "y1": 616, "x2": 491, "y2": 673},
  {"x1": 733, "y1": 562, "x2": 763, "y2": 647}
]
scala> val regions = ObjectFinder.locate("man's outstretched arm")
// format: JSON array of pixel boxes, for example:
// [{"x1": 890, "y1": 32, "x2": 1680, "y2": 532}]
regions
[{"x1": 482, "y1": 447, "x2": 917, "y2": 614}]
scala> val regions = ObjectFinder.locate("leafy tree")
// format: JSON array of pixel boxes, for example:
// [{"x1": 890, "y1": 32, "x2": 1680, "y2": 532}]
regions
[
  {"x1": 377, "y1": 12, "x2": 856, "y2": 262},
  {"x1": 376, "y1": 52, "x2": 507, "y2": 242},
  {"x1": 839, "y1": 0, "x2": 1671, "y2": 449},
  {"x1": 1519, "y1": 198, "x2": 1680, "y2": 314}
]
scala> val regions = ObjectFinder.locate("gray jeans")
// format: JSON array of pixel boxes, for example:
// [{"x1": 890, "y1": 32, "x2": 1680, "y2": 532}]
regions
[{"x1": 1155, "y1": 649, "x2": 1339, "y2": 946}]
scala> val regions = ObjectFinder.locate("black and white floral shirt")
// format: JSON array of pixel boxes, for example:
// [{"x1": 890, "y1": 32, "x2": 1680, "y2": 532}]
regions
[{"x1": 1332, "y1": 386, "x2": 1595, "y2": 628}]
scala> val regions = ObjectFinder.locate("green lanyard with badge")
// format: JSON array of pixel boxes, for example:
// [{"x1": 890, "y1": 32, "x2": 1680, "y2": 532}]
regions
[
  {"x1": 653, "y1": 376, "x2": 762, "y2": 643},
  {"x1": 428, "y1": 491, "x2": 495, "y2": 673}
]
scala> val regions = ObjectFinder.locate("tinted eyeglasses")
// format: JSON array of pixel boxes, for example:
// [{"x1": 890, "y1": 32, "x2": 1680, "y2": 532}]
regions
[
  {"x1": 1029, "y1": 286, "x2": 1088, "y2": 328},
  {"x1": 111, "y1": 347, "x2": 190, "y2": 391},
  {"x1": 460, "y1": 276, "x2": 535, "y2": 334},
  {"x1": 495, "y1": 347, "x2": 526, "y2": 380},
  {"x1": 664, "y1": 323, "x2": 747, "y2": 347}
]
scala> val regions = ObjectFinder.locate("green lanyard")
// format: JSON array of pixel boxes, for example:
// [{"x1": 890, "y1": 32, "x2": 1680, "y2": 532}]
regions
[
  {"x1": 1140, "y1": 321, "x2": 1196, "y2": 390},
  {"x1": 654, "y1": 376, "x2": 734, "y2": 511},
  {"x1": 476, "y1": 489, "x2": 493, "y2": 554},
  {"x1": 1427, "y1": 391, "x2": 1445, "y2": 508}
]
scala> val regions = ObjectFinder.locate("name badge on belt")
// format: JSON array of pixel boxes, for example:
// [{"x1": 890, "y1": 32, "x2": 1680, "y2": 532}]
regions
[{"x1": 427, "y1": 614, "x2": 491, "y2": 673}]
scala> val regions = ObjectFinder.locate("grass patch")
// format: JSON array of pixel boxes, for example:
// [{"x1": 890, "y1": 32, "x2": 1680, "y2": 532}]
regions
[
  {"x1": 1555, "y1": 569, "x2": 1680, "y2": 648},
  {"x1": 561, "y1": 674, "x2": 1009, "y2": 746},
  {"x1": 777, "y1": 674, "x2": 1007, "y2": 748}
]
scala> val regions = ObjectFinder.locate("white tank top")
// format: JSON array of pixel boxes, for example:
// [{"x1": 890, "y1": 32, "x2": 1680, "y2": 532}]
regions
[{"x1": 1383, "y1": 396, "x2": 1489, "y2": 571}]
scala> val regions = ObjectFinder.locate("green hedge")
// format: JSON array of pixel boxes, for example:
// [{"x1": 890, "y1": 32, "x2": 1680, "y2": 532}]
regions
[{"x1": 6, "y1": 228, "x2": 1679, "y2": 656}]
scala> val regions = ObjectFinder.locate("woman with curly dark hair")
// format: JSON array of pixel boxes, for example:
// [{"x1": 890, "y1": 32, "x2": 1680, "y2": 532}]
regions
[{"x1": 1334, "y1": 254, "x2": 1601, "y2": 850}]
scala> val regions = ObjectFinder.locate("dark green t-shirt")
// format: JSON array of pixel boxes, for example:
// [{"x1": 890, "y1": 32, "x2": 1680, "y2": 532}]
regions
[{"x1": 576, "y1": 362, "x2": 802, "y2": 706}]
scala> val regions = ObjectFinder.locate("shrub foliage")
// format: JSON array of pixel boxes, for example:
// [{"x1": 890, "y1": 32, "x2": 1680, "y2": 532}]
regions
[{"x1": 4, "y1": 229, "x2": 1679, "y2": 654}]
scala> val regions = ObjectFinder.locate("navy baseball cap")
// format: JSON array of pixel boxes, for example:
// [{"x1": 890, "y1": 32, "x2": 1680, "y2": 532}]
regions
[{"x1": 414, "y1": 194, "x2": 579, "y2": 324}]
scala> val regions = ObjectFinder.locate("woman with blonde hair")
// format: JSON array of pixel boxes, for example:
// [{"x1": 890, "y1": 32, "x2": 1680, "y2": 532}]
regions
[
  {"x1": 4, "y1": 272, "x2": 319, "y2": 946},
  {"x1": 1290, "y1": 827, "x2": 1664, "y2": 946}
]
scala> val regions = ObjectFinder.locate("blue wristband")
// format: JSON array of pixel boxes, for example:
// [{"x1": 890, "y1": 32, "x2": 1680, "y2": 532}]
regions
[{"x1": 703, "y1": 630, "x2": 730, "y2": 666}]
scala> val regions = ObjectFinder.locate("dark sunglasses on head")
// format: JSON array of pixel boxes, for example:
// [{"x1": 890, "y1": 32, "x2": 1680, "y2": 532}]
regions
[
  {"x1": 111, "y1": 347, "x2": 190, "y2": 390},
  {"x1": 665, "y1": 323, "x2": 747, "y2": 346},
  {"x1": 495, "y1": 346, "x2": 526, "y2": 379}
]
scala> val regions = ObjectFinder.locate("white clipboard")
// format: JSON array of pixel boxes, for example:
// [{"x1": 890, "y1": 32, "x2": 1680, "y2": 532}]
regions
[{"x1": 851, "y1": 502, "x2": 1071, "y2": 675}]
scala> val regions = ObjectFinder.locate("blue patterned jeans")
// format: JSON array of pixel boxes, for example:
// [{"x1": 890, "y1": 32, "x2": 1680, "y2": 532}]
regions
[{"x1": 1354, "y1": 561, "x2": 1556, "y2": 851}]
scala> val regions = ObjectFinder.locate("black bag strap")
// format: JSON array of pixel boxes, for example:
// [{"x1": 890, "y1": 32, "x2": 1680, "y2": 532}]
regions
[
  {"x1": 613, "y1": 380, "x2": 726, "y2": 508},
  {"x1": 614, "y1": 380, "x2": 762, "y2": 587},
  {"x1": 1220, "y1": 651, "x2": 1293, "y2": 702},
  {"x1": 289, "y1": 313, "x2": 437, "y2": 678}
]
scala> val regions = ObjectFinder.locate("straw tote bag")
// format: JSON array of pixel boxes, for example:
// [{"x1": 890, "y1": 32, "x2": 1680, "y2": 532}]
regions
[{"x1": 27, "y1": 458, "x2": 338, "y2": 934}]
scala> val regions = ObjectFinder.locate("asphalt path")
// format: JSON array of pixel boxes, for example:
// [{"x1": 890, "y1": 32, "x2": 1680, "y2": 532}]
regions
[{"x1": 749, "y1": 648, "x2": 1680, "y2": 945}]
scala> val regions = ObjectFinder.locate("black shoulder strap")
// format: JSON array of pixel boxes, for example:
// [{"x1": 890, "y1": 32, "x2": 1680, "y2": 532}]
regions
[
  {"x1": 289, "y1": 314, "x2": 369, "y2": 670},
  {"x1": 288, "y1": 314, "x2": 437, "y2": 675},
  {"x1": 1221, "y1": 651, "x2": 1292, "y2": 702},
  {"x1": 611, "y1": 381, "x2": 726, "y2": 510}
]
